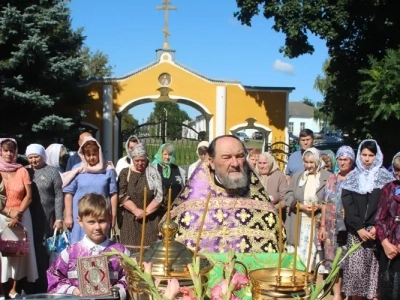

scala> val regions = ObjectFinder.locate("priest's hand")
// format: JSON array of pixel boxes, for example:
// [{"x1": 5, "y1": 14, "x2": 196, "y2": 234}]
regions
[{"x1": 319, "y1": 227, "x2": 326, "y2": 242}]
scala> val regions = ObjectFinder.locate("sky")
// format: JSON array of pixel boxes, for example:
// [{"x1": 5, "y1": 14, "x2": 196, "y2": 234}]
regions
[{"x1": 69, "y1": 0, "x2": 329, "y2": 123}]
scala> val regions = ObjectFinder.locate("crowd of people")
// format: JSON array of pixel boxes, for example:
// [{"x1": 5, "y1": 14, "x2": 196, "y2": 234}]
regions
[{"x1": 0, "y1": 128, "x2": 398, "y2": 299}]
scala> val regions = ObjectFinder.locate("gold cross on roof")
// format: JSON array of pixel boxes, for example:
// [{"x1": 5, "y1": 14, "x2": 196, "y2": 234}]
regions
[{"x1": 156, "y1": 0, "x2": 177, "y2": 49}]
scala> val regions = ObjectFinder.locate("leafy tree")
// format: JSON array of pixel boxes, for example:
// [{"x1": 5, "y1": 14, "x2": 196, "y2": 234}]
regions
[
  {"x1": 147, "y1": 102, "x2": 191, "y2": 140},
  {"x1": 301, "y1": 97, "x2": 314, "y2": 107},
  {"x1": 0, "y1": 0, "x2": 87, "y2": 144},
  {"x1": 234, "y1": 0, "x2": 400, "y2": 161},
  {"x1": 80, "y1": 46, "x2": 113, "y2": 80},
  {"x1": 121, "y1": 113, "x2": 139, "y2": 136}
]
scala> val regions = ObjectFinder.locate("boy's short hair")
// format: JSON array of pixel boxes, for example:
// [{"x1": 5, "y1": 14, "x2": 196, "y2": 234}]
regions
[{"x1": 78, "y1": 193, "x2": 110, "y2": 218}]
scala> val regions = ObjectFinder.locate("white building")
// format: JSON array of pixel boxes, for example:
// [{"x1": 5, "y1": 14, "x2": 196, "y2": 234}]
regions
[
  {"x1": 288, "y1": 102, "x2": 323, "y2": 136},
  {"x1": 182, "y1": 115, "x2": 207, "y2": 139}
]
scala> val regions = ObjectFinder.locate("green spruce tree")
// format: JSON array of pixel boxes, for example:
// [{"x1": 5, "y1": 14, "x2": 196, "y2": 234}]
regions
[{"x1": 0, "y1": 0, "x2": 87, "y2": 144}]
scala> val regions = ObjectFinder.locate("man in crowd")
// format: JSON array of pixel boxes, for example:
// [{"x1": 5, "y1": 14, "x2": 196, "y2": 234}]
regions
[
  {"x1": 115, "y1": 135, "x2": 140, "y2": 176},
  {"x1": 168, "y1": 135, "x2": 284, "y2": 253},
  {"x1": 285, "y1": 129, "x2": 314, "y2": 183},
  {"x1": 65, "y1": 132, "x2": 92, "y2": 171}
]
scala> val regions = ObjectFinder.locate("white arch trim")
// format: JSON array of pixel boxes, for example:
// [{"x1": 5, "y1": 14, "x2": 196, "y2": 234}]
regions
[
  {"x1": 229, "y1": 122, "x2": 273, "y2": 147},
  {"x1": 117, "y1": 95, "x2": 214, "y2": 143},
  {"x1": 117, "y1": 94, "x2": 212, "y2": 115},
  {"x1": 81, "y1": 122, "x2": 100, "y2": 141}
]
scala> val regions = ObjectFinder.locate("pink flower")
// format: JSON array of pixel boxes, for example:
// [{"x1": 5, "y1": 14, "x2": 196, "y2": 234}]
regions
[
  {"x1": 142, "y1": 262, "x2": 153, "y2": 275},
  {"x1": 231, "y1": 272, "x2": 249, "y2": 291},
  {"x1": 210, "y1": 280, "x2": 228, "y2": 299},
  {"x1": 164, "y1": 278, "x2": 180, "y2": 300}
]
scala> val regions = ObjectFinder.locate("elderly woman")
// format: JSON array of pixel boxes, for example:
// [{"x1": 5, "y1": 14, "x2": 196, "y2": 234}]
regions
[
  {"x1": 285, "y1": 147, "x2": 331, "y2": 272},
  {"x1": 247, "y1": 148, "x2": 261, "y2": 169},
  {"x1": 255, "y1": 152, "x2": 288, "y2": 207},
  {"x1": 45, "y1": 143, "x2": 69, "y2": 174},
  {"x1": 62, "y1": 136, "x2": 117, "y2": 244},
  {"x1": 152, "y1": 143, "x2": 185, "y2": 204},
  {"x1": 375, "y1": 152, "x2": 400, "y2": 300},
  {"x1": 118, "y1": 144, "x2": 163, "y2": 247},
  {"x1": 187, "y1": 141, "x2": 209, "y2": 179},
  {"x1": 25, "y1": 144, "x2": 64, "y2": 293},
  {"x1": 319, "y1": 146, "x2": 355, "y2": 300},
  {"x1": 0, "y1": 138, "x2": 38, "y2": 298},
  {"x1": 341, "y1": 139, "x2": 393, "y2": 300}
]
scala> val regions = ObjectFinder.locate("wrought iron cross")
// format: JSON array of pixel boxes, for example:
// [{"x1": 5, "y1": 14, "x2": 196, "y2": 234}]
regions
[{"x1": 156, "y1": 0, "x2": 177, "y2": 49}]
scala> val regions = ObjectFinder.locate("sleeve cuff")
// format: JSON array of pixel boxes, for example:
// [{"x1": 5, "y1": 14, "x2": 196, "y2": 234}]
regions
[
  {"x1": 115, "y1": 283, "x2": 126, "y2": 300},
  {"x1": 66, "y1": 286, "x2": 76, "y2": 294}
]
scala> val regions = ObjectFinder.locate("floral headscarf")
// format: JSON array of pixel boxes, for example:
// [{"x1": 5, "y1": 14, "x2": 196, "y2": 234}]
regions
[
  {"x1": 0, "y1": 138, "x2": 22, "y2": 172},
  {"x1": 152, "y1": 143, "x2": 175, "y2": 178},
  {"x1": 342, "y1": 139, "x2": 393, "y2": 194},
  {"x1": 298, "y1": 147, "x2": 325, "y2": 188}
]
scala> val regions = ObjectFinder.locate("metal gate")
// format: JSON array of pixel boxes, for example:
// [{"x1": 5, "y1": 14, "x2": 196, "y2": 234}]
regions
[{"x1": 122, "y1": 120, "x2": 204, "y2": 166}]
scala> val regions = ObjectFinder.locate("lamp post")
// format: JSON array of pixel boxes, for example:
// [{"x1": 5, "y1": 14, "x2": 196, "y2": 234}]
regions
[{"x1": 164, "y1": 108, "x2": 168, "y2": 141}]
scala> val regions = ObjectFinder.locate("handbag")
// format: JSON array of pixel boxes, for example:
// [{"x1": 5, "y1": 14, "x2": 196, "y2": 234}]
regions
[
  {"x1": 110, "y1": 228, "x2": 120, "y2": 243},
  {"x1": 0, "y1": 222, "x2": 29, "y2": 257},
  {"x1": 46, "y1": 228, "x2": 69, "y2": 255}
]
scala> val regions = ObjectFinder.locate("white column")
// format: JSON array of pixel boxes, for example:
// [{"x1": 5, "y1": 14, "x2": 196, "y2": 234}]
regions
[
  {"x1": 113, "y1": 115, "x2": 119, "y2": 164},
  {"x1": 102, "y1": 85, "x2": 113, "y2": 162},
  {"x1": 215, "y1": 86, "x2": 227, "y2": 137},
  {"x1": 285, "y1": 91, "x2": 290, "y2": 147}
]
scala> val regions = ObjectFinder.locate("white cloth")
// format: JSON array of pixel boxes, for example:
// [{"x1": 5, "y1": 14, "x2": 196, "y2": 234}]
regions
[
  {"x1": 298, "y1": 147, "x2": 325, "y2": 189},
  {"x1": 342, "y1": 139, "x2": 393, "y2": 194},
  {"x1": 46, "y1": 144, "x2": 63, "y2": 173},
  {"x1": 25, "y1": 144, "x2": 47, "y2": 161},
  {"x1": 0, "y1": 209, "x2": 39, "y2": 282},
  {"x1": 188, "y1": 160, "x2": 201, "y2": 179},
  {"x1": 115, "y1": 156, "x2": 131, "y2": 176}
]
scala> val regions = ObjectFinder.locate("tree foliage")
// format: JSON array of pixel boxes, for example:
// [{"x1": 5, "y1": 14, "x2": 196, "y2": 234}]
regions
[
  {"x1": 121, "y1": 113, "x2": 139, "y2": 136},
  {"x1": 234, "y1": 0, "x2": 400, "y2": 160},
  {"x1": 80, "y1": 46, "x2": 113, "y2": 80},
  {"x1": 147, "y1": 102, "x2": 191, "y2": 140},
  {"x1": 0, "y1": 0, "x2": 87, "y2": 142},
  {"x1": 0, "y1": 1, "x2": 114, "y2": 149}
]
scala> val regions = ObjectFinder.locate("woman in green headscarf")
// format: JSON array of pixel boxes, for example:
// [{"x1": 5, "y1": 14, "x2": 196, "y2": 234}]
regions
[{"x1": 152, "y1": 143, "x2": 186, "y2": 207}]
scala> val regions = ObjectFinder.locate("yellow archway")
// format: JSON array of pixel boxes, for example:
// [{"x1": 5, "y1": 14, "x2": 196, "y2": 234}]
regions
[{"x1": 78, "y1": 49, "x2": 295, "y2": 163}]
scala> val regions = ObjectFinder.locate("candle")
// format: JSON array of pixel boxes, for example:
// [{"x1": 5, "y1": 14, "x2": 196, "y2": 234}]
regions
[
  {"x1": 139, "y1": 187, "x2": 147, "y2": 267},
  {"x1": 306, "y1": 203, "x2": 315, "y2": 274},
  {"x1": 277, "y1": 201, "x2": 283, "y2": 280},
  {"x1": 292, "y1": 202, "x2": 300, "y2": 278},
  {"x1": 194, "y1": 191, "x2": 211, "y2": 258},
  {"x1": 165, "y1": 187, "x2": 172, "y2": 274}
]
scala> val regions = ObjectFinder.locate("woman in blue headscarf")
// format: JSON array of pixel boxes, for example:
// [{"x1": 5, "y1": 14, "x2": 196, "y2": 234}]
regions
[{"x1": 152, "y1": 143, "x2": 186, "y2": 206}]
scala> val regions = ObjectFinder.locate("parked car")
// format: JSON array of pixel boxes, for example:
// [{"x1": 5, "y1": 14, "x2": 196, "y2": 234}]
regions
[
  {"x1": 236, "y1": 132, "x2": 250, "y2": 142},
  {"x1": 289, "y1": 133, "x2": 299, "y2": 143},
  {"x1": 252, "y1": 131, "x2": 263, "y2": 140}
]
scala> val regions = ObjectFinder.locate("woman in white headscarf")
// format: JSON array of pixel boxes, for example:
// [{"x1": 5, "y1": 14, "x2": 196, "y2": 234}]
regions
[
  {"x1": 25, "y1": 143, "x2": 64, "y2": 293},
  {"x1": 45, "y1": 143, "x2": 69, "y2": 173},
  {"x1": 341, "y1": 139, "x2": 393, "y2": 300},
  {"x1": 187, "y1": 141, "x2": 209, "y2": 179},
  {"x1": 285, "y1": 147, "x2": 332, "y2": 272},
  {"x1": 255, "y1": 152, "x2": 288, "y2": 208}
]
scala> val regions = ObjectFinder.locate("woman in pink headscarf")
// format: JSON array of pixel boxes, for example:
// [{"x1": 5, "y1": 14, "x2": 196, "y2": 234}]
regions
[
  {"x1": 0, "y1": 138, "x2": 38, "y2": 298},
  {"x1": 62, "y1": 136, "x2": 117, "y2": 244}
]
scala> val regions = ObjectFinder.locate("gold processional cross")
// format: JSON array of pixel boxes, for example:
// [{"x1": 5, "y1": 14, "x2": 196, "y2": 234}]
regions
[{"x1": 156, "y1": 0, "x2": 177, "y2": 49}]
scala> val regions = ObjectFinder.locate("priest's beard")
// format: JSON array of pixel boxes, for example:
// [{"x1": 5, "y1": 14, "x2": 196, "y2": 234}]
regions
[{"x1": 215, "y1": 163, "x2": 249, "y2": 190}]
